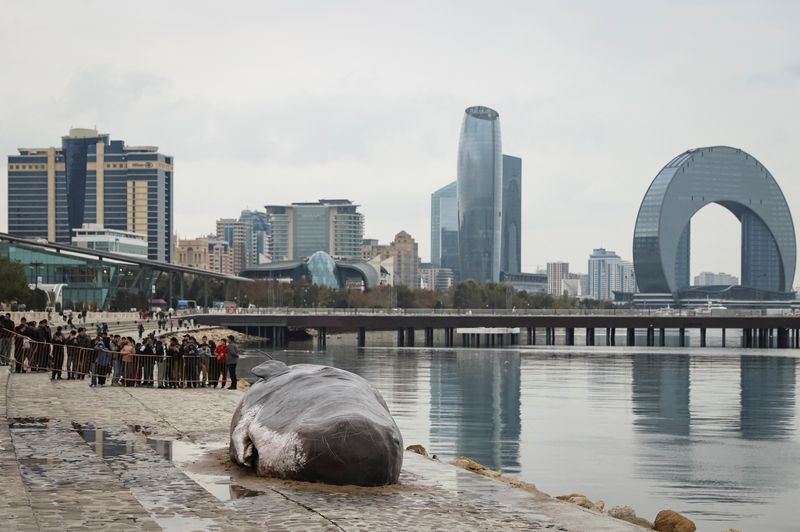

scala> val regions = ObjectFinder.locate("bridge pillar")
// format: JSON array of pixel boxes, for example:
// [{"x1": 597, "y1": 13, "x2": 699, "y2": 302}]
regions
[
  {"x1": 406, "y1": 328, "x2": 415, "y2": 347},
  {"x1": 626, "y1": 328, "x2": 635, "y2": 347},
  {"x1": 743, "y1": 328, "x2": 750, "y2": 348},
  {"x1": 679, "y1": 328, "x2": 686, "y2": 347},
  {"x1": 357, "y1": 327, "x2": 366, "y2": 348},
  {"x1": 527, "y1": 327, "x2": 534, "y2": 345},
  {"x1": 546, "y1": 327, "x2": 554, "y2": 346},
  {"x1": 659, "y1": 328, "x2": 665, "y2": 347},
  {"x1": 769, "y1": 328, "x2": 775, "y2": 348},
  {"x1": 646, "y1": 327, "x2": 654, "y2": 347},
  {"x1": 397, "y1": 328, "x2": 405, "y2": 347},
  {"x1": 461, "y1": 333, "x2": 468, "y2": 347},
  {"x1": 700, "y1": 328, "x2": 707, "y2": 348},
  {"x1": 585, "y1": 328, "x2": 594, "y2": 346},
  {"x1": 721, "y1": 328, "x2": 726, "y2": 347},
  {"x1": 610, "y1": 328, "x2": 616, "y2": 346},
  {"x1": 317, "y1": 327, "x2": 327, "y2": 350},
  {"x1": 566, "y1": 328, "x2": 575, "y2": 346},
  {"x1": 424, "y1": 327, "x2": 434, "y2": 347}
]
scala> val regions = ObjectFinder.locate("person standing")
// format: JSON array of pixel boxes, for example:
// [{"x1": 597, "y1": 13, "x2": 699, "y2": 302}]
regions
[
  {"x1": 140, "y1": 337, "x2": 156, "y2": 387},
  {"x1": 167, "y1": 338, "x2": 182, "y2": 388},
  {"x1": 213, "y1": 338, "x2": 227, "y2": 389},
  {"x1": 156, "y1": 338, "x2": 168, "y2": 389},
  {"x1": 51, "y1": 331, "x2": 65, "y2": 380},
  {"x1": 75, "y1": 327, "x2": 93, "y2": 379},
  {"x1": 91, "y1": 337, "x2": 112, "y2": 387},
  {"x1": 13, "y1": 318, "x2": 28, "y2": 372},
  {"x1": 65, "y1": 330, "x2": 78, "y2": 379},
  {"x1": 0, "y1": 313, "x2": 15, "y2": 365},
  {"x1": 226, "y1": 335, "x2": 239, "y2": 390},
  {"x1": 137, "y1": 323, "x2": 144, "y2": 340},
  {"x1": 197, "y1": 336, "x2": 211, "y2": 387},
  {"x1": 120, "y1": 338, "x2": 135, "y2": 386}
]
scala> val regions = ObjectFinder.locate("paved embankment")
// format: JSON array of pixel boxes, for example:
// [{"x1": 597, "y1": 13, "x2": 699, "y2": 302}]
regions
[{"x1": 1, "y1": 368, "x2": 642, "y2": 531}]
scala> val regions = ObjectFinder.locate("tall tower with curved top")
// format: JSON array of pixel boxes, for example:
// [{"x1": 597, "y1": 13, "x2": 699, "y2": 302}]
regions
[{"x1": 457, "y1": 106, "x2": 503, "y2": 283}]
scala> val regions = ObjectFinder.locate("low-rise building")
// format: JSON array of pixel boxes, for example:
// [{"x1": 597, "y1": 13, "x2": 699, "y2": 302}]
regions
[{"x1": 71, "y1": 224, "x2": 148, "y2": 258}]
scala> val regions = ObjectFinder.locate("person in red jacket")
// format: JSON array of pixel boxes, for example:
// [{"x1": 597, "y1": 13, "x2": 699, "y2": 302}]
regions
[{"x1": 213, "y1": 338, "x2": 228, "y2": 389}]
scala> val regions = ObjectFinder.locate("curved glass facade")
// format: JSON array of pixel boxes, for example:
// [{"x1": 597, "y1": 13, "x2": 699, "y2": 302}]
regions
[
  {"x1": 633, "y1": 146, "x2": 796, "y2": 294},
  {"x1": 307, "y1": 251, "x2": 340, "y2": 288},
  {"x1": 457, "y1": 106, "x2": 502, "y2": 283}
]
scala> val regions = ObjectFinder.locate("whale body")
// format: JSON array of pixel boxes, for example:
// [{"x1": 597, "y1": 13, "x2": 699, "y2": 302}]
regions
[{"x1": 229, "y1": 360, "x2": 403, "y2": 486}]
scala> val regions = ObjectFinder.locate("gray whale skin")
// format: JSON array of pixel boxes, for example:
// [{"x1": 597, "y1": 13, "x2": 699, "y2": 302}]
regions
[{"x1": 230, "y1": 360, "x2": 403, "y2": 486}]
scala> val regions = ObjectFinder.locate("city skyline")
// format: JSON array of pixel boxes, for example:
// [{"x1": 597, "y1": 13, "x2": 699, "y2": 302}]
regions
[{"x1": 1, "y1": 2, "x2": 800, "y2": 280}]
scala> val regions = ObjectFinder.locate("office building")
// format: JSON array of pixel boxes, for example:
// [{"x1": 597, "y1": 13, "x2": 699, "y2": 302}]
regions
[
  {"x1": 174, "y1": 236, "x2": 234, "y2": 275},
  {"x1": 238, "y1": 209, "x2": 272, "y2": 264},
  {"x1": 457, "y1": 106, "x2": 502, "y2": 283},
  {"x1": 500, "y1": 271, "x2": 547, "y2": 293},
  {"x1": 419, "y1": 263, "x2": 455, "y2": 292},
  {"x1": 431, "y1": 181, "x2": 459, "y2": 274},
  {"x1": 71, "y1": 224, "x2": 148, "y2": 258},
  {"x1": 216, "y1": 219, "x2": 252, "y2": 275},
  {"x1": 546, "y1": 262, "x2": 570, "y2": 296},
  {"x1": 613, "y1": 260, "x2": 637, "y2": 294},
  {"x1": 7, "y1": 128, "x2": 173, "y2": 262},
  {"x1": 634, "y1": 146, "x2": 795, "y2": 297},
  {"x1": 501, "y1": 154, "x2": 521, "y2": 274},
  {"x1": 266, "y1": 199, "x2": 364, "y2": 261},
  {"x1": 694, "y1": 271, "x2": 739, "y2": 287},
  {"x1": 588, "y1": 248, "x2": 622, "y2": 300},
  {"x1": 367, "y1": 231, "x2": 419, "y2": 288}
]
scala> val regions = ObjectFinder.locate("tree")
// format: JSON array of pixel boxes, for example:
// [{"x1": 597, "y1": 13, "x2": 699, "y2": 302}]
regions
[
  {"x1": 0, "y1": 257, "x2": 31, "y2": 304},
  {"x1": 453, "y1": 280, "x2": 486, "y2": 309}
]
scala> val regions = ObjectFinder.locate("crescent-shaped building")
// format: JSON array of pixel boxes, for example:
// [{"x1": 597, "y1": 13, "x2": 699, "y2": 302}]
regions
[{"x1": 633, "y1": 146, "x2": 796, "y2": 296}]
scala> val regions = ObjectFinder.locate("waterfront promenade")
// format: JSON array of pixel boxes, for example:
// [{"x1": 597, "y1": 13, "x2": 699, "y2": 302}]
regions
[{"x1": 1, "y1": 367, "x2": 644, "y2": 531}]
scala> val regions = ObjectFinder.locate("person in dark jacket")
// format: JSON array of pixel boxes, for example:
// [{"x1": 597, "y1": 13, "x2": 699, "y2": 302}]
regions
[
  {"x1": 167, "y1": 338, "x2": 183, "y2": 388},
  {"x1": 140, "y1": 336, "x2": 156, "y2": 387},
  {"x1": 65, "y1": 330, "x2": 78, "y2": 379},
  {"x1": 91, "y1": 337, "x2": 112, "y2": 387},
  {"x1": 13, "y1": 318, "x2": 28, "y2": 372},
  {"x1": 75, "y1": 327, "x2": 93, "y2": 379},
  {"x1": 0, "y1": 313, "x2": 14, "y2": 365},
  {"x1": 226, "y1": 335, "x2": 239, "y2": 390},
  {"x1": 51, "y1": 331, "x2": 65, "y2": 380}
]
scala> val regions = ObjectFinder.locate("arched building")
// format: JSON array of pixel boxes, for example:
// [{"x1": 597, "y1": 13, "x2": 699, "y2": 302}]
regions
[{"x1": 633, "y1": 146, "x2": 796, "y2": 300}]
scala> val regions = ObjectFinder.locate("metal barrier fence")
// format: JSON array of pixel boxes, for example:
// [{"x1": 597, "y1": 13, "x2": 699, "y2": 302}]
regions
[{"x1": 0, "y1": 328, "x2": 235, "y2": 389}]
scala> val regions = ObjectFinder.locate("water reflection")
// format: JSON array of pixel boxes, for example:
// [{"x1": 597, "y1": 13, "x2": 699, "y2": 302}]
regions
[
  {"x1": 632, "y1": 353, "x2": 690, "y2": 436},
  {"x1": 430, "y1": 350, "x2": 520, "y2": 473},
  {"x1": 740, "y1": 356, "x2": 796, "y2": 440},
  {"x1": 251, "y1": 345, "x2": 800, "y2": 531}
]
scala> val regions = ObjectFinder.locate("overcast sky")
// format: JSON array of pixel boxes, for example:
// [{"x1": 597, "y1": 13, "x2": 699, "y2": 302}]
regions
[{"x1": 2, "y1": 1, "x2": 799, "y2": 280}]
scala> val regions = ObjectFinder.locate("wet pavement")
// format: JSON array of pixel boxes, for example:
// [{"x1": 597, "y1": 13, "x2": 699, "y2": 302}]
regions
[{"x1": 1, "y1": 367, "x2": 642, "y2": 531}]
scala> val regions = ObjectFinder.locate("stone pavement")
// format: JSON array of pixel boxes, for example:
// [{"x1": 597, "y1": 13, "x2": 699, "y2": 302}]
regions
[{"x1": 1, "y1": 367, "x2": 643, "y2": 531}]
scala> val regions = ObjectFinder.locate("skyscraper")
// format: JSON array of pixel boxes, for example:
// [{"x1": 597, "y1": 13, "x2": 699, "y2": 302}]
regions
[
  {"x1": 501, "y1": 154, "x2": 521, "y2": 275},
  {"x1": 430, "y1": 181, "x2": 458, "y2": 273},
  {"x1": 547, "y1": 262, "x2": 570, "y2": 296},
  {"x1": 457, "y1": 106, "x2": 502, "y2": 283},
  {"x1": 7, "y1": 128, "x2": 174, "y2": 261},
  {"x1": 588, "y1": 248, "x2": 622, "y2": 300}
]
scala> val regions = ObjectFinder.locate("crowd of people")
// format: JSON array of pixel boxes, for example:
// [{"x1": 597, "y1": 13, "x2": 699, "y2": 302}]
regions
[{"x1": 0, "y1": 313, "x2": 240, "y2": 390}]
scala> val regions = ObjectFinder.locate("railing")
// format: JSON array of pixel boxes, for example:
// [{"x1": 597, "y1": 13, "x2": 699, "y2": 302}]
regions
[
  {"x1": 194, "y1": 306, "x2": 780, "y2": 318},
  {"x1": 0, "y1": 328, "x2": 234, "y2": 388}
]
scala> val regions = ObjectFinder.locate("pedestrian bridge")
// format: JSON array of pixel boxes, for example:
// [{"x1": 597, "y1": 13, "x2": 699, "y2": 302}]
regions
[{"x1": 189, "y1": 308, "x2": 800, "y2": 350}]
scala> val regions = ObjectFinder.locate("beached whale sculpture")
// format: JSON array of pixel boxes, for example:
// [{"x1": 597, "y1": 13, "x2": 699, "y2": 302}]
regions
[{"x1": 229, "y1": 360, "x2": 403, "y2": 486}]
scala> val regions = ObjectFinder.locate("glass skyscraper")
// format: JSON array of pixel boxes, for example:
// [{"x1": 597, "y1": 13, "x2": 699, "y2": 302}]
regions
[
  {"x1": 430, "y1": 181, "x2": 458, "y2": 271},
  {"x1": 633, "y1": 146, "x2": 795, "y2": 295},
  {"x1": 457, "y1": 106, "x2": 502, "y2": 283},
  {"x1": 501, "y1": 154, "x2": 521, "y2": 275},
  {"x1": 7, "y1": 128, "x2": 173, "y2": 262}
]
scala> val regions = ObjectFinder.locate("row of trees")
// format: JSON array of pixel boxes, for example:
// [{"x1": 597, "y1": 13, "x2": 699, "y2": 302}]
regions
[{"x1": 236, "y1": 277, "x2": 613, "y2": 310}]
